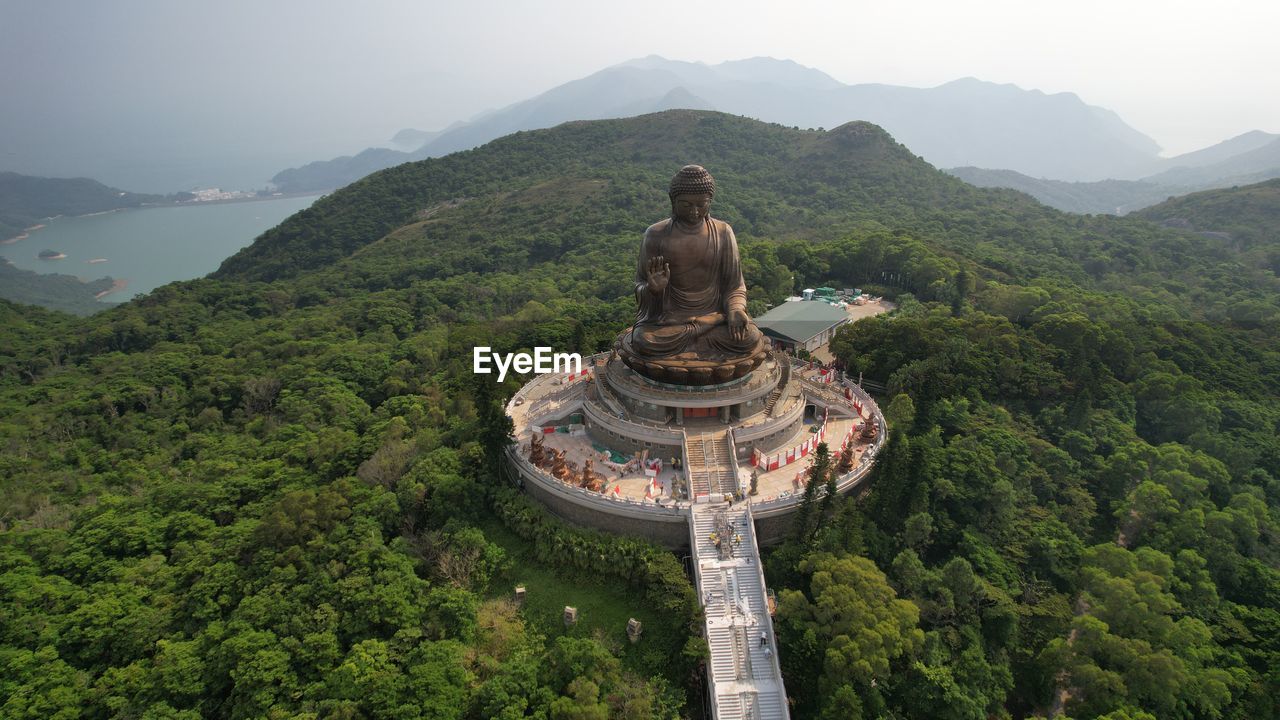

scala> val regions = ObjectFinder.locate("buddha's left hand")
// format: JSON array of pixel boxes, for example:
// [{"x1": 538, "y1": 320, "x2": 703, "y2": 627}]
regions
[{"x1": 728, "y1": 308, "x2": 748, "y2": 341}]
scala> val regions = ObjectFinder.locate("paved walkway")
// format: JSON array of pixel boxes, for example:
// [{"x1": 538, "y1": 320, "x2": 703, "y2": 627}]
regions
[{"x1": 747, "y1": 415, "x2": 859, "y2": 500}]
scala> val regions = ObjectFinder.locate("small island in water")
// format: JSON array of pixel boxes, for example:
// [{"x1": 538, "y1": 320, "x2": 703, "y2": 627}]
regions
[{"x1": 38, "y1": 249, "x2": 66, "y2": 260}]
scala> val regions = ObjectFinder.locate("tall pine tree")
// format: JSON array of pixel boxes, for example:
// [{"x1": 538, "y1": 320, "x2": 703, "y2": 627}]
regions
[{"x1": 792, "y1": 442, "x2": 833, "y2": 545}]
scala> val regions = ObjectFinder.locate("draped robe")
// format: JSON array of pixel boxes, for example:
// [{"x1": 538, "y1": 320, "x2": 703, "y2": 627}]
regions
[{"x1": 630, "y1": 216, "x2": 763, "y2": 359}]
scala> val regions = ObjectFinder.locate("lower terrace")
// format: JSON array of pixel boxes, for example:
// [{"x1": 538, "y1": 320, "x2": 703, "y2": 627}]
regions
[{"x1": 506, "y1": 355, "x2": 886, "y2": 512}]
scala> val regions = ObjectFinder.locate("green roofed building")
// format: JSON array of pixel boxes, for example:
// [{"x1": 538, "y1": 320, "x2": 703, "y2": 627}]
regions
[{"x1": 754, "y1": 300, "x2": 850, "y2": 353}]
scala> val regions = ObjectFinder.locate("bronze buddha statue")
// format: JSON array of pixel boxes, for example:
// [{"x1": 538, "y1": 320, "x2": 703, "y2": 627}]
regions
[{"x1": 616, "y1": 165, "x2": 768, "y2": 385}]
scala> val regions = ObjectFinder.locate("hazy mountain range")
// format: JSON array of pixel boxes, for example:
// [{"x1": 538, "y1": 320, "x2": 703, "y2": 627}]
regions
[
  {"x1": 10, "y1": 56, "x2": 1278, "y2": 225},
  {"x1": 272, "y1": 56, "x2": 1210, "y2": 193},
  {"x1": 949, "y1": 130, "x2": 1280, "y2": 214}
]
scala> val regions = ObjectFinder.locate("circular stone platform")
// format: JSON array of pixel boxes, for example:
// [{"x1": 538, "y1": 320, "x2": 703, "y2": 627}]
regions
[{"x1": 504, "y1": 351, "x2": 888, "y2": 548}]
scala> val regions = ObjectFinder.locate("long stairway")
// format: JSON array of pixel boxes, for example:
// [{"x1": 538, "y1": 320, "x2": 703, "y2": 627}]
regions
[
  {"x1": 686, "y1": 429, "x2": 737, "y2": 500},
  {"x1": 690, "y1": 503, "x2": 789, "y2": 720},
  {"x1": 592, "y1": 375, "x2": 628, "y2": 418},
  {"x1": 768, "y1": 358, "x2": 791, "y2": 416},
  {"x1": 761, "y1": 389, "x2": 782, "y2": 416}
]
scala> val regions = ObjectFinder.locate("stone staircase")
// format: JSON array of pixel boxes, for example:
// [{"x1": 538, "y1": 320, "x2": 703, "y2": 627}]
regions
[
  {"x1": 593, "y1": 375, "x2": 628, "y2": 418},
  {"x1": 762, "y1": 358, "x2": 791, "y2": 418},
  {"x1": 690, "y1": 503, "x2": 789, "y2": 720},
  {"x1": 761, "y1": 389, "x2": 782, "y2": 416},
  {"x1": 686, "y1": 429, "x2": 736, "y2": 499}
]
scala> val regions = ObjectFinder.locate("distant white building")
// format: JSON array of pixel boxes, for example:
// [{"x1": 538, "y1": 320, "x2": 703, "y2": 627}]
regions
[{"x1": 188, "y1": 188, "x2": 254, "y2": 202}]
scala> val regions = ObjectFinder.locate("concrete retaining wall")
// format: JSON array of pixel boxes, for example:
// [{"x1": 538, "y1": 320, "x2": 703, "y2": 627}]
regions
[{"x1": 751, "y1": 509, "x2": 795, "y2": 547}]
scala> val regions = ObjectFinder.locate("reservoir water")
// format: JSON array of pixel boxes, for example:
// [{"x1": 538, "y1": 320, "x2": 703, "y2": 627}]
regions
[{"x1": 2, "y1": 195, "x2": 318, "y2": 301}]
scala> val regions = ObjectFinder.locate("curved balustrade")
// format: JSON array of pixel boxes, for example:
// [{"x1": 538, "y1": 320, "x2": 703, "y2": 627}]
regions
[
  {"x1": 509, "y1": 352, "x2": 609, "y2": 403},
  {"x1": 581, "y1": 392, "x2": 685, "y2": 444},
  {"x1": 506, "y1": 446, "x2": 689, "y2": 516},
  {"x1": 749, "y1": 374, "x2": 888, "y2": 514},
  {"x1": 511, "y1": 352, "x2": 609, "y2": 425},
  {"x1": 504, "y1": 353, "x2": 887, "y2": 527},
  {"x1": 749, "y1": 456, "x2": 875, "y2": 514},
  {"x1": 680, "y1": 429, "x2": 693, "y2": 502},
  {"x1": 525, "y1": 396, "x2": 584, "y2": 427},
  {"x1": 796, "y1": 379, "x2": 859, "y2": 417},
  {"x1": 774, "y1": 352, "x2": 791, "y2": 394},
  {"x1": 725, "y1": 431, "x2": 741, "y2": 495},
  {"x1": 592, "y1": 373, "x2": 629, "y2": 419}
]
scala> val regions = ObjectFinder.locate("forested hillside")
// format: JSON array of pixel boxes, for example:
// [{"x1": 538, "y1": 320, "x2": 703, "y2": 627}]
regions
[
  {"x1": 946, "y1": 167, "x2": 1185, "y2": 215},
  {"x1": 0, "y1": 261, "x2": 119, "y2": 316},
  {"x1": 2, "y1": 111, "x2": 1278, "y2": 719},
  {"x1": 0, "y1": 172, "x2": 164, "y2": 241},
  {"x1": 1136, "y1": 178, "x2": 1280, "y2": 255}
]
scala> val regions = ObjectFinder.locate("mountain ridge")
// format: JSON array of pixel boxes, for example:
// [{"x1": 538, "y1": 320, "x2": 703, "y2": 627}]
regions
[
  {"x1": 1135, "y1": 177, "x2": 1280, "y2": 252},
  {"x1": 946, "y1": 167, "x2": 1187, "y2": 215},
  {"x1": 222, "y1": 109, "x2": 1279, "y2": 339},
  {"x1": 1145, "y1": 136, "x2": 1280, "y2": 186},
  {"x1": 226, "y1": 111, "x2": 966, "y2": 284},
  {"x1": 948, "y1": 135, "x2": 1280, "y2": 215},
  {"x1": 270, "y1": 56, "x2": 1168, "y2": 193},
  {"x1": 0, "y1": 172, "x2": 166, "y2": 240}
]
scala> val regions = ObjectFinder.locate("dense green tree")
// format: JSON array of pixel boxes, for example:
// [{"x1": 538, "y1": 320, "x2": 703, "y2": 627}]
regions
[
  {"x1": 1043, "y1": 544, "x2": 1243, "y2": 718},
  {"x1": 777, "y1": 553, "x2": 923, "y2": 716},
  {"x1": 5, "y1": 111, "x2": 1280, "y2": 719}
]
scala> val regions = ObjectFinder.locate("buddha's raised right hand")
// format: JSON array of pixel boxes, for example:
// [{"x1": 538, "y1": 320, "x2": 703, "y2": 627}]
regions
[{"x1": 646, "y1": 255, "x2": 670, "y2": 294}]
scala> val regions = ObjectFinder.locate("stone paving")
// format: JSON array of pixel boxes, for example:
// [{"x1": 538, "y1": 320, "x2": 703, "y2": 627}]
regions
[
  {"x1": 515, "y1": 413, "x2": 681, "y2": 502},
  {"x1": 747, "y1": 416, "x2": 864, "y2": 501},
  {"x1": 692, "y1": 503, "x2": 790, "y2": 719},
  {"x1": 508, "y1": 339, "x2": 884, "y2": 509},
  {"x1": 518, "y1": 413, "x2": 872, "y2": 503}
]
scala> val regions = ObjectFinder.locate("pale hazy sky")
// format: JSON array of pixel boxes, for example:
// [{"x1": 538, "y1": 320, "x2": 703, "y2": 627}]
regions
[{"x1": 2, "y1": 0, "x2": 1276, "y2": 190}]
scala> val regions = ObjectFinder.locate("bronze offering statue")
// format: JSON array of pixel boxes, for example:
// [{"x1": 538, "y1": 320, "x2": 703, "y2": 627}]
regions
[
  {"x1": 528, "y1": 432, "x2": 545, "y2": 467},
  {"x1": 579, "y1": 458, "x2": 606, "y2": 492},
  {"x1": 859, "y1": 419, "x2": 879, "y2": 444},
  {"x1": 616, "y1": 165, "x2": 768, "y2": 385},
  {"x1": 549, "y1": 448, "x2": 571, "y2": 481},
  {"x1": 837, "y1": 442, "x2": 854, "y2": 474}
]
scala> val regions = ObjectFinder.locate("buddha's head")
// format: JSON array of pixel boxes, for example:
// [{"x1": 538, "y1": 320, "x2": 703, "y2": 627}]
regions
[{"x1": 669, "y1": 165, "x2": 715, "y2": 227}]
